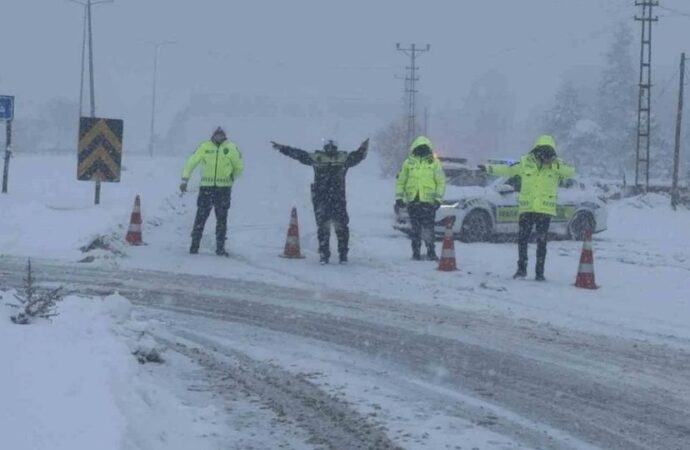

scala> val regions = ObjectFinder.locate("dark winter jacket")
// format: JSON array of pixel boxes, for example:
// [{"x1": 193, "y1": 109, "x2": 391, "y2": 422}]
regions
[{"x1": 278, "y1": 142, "x2": 368, "y2": 203}]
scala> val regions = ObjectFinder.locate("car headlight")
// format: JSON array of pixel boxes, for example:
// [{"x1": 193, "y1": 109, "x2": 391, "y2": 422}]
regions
[{"x1": 441, "y1": 202, "x2": 461, "y2": 209}]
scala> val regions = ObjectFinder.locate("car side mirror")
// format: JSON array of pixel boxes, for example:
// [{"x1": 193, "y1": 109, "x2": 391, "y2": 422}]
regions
[{"x1": 497, "y1": 184, "x2": 514, "y2": 194}]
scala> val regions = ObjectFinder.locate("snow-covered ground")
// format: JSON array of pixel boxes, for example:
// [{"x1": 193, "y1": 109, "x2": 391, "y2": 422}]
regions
[
  {"x1": 0, "y1": 292, "x2": 252, "y2": 450},
  {"x1": 0, "y1": 151, "x2": 689, "y2": 449}
]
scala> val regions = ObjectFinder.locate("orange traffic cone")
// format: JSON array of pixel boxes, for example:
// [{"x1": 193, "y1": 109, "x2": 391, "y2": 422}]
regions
[
  {"x1": 125, "y1": 195, "x2": 144, "y2": 245},
  {"x1": 575, "y1": 230, "x2": 598, "y2": 289},
  {"x1": 280, "y1": 207, "x2": 305, "y2": 259},
  {"x1": 437, "y1": 216, "x2": 458, "y2": 272}
]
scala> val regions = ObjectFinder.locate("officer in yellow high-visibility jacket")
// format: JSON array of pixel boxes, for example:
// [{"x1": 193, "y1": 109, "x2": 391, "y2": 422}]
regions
[
  {"x1": 180, "y1": 127, "x2": 244, "y2": 256},
  {"x1": 480, "y1": 134, "x2": 574, "y2": 280},
  {"x1": 395, "y1": 136, "x2": 446, "y2": 261}
]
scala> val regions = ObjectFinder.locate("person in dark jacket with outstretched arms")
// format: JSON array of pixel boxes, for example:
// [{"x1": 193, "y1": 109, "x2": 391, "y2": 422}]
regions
[{"x1": 271, "y1": 138, "x2": 368, "y2": 265}]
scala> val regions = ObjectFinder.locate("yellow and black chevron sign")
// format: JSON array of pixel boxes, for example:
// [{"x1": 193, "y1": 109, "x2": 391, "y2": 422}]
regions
[{"x1": 77, "y1": 117, "x2": 124, "y2": 182}]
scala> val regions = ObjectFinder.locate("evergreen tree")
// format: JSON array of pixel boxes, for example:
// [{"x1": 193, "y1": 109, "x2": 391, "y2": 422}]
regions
[
  {"x1": 595, "y1": 23, "x2": 637, "y2": 170},
  {"x1": 544, "y1": 80, "x2": 583, "y2": 144}
]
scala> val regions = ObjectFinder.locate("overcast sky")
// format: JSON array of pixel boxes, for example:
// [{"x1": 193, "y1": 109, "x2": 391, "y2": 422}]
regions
[{"x1": 3, "y1": 0, "x2": 690, "y2": 151}]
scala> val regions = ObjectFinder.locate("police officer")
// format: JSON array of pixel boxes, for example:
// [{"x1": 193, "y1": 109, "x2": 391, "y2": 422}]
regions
[
  {"x1": 395, "y1": 136, "x2": 446, "y2": 261},
  {"x1": 480, "y1": 134, "x2": 574, "y2": 280},
  {"x1": 271, "y1": 138, "x2": 368, "y2": 264},
  {"x1": 180, "y1": 127, "x2": 244, "y2": 256}
]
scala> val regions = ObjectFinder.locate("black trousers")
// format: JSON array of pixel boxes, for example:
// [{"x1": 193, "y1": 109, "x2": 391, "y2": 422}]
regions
[
  {"x1": 407, "y1": 202, "x2": 436, "y2": 255},
  {"x1": 313, "y1": 193, "x2": 349, "y2": 259},
  {"x1": 191, "y1": 187, "x2": 232, "y2": 246},
  {"x1": 517, "y1": 212, "x2": 551, "y2": 275}
]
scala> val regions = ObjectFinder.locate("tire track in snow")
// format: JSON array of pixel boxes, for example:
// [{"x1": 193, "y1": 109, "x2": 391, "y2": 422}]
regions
[
  {"x1": 158, "y1": 332, "x2": 403, "y2": 450},
  {"x1": 1, "y1": 256, "x2": 690, "y2": 450}
]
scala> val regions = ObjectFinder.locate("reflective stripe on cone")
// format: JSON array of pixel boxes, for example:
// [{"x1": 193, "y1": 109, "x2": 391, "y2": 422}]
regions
[
  {"x1": 125, "y1": 195, "x2": 144, "y2": 245},
  {"x1": 280, "y1": 207, "x2": 305, "y2": 259},
  {"x1": 438, "y1": 216, "x2": 457, "y2": 272},
  {"x1": 575, "y1": 230, "x2": 598, "y2": 289}
]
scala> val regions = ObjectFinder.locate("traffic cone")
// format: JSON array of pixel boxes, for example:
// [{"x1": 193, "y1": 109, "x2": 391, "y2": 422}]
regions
[
  {"x1": 280, "y1": 207, "x2": 305, "y2": 259},
  {"x1": 575, "y1": 230, "x2": 598, "y2": 289},
  {"x1": 437, "y1": 216, "x2": 458, "y2": 272},
  {"x1": 125, "y1": 195, "x2": 144, "y2": 245}
]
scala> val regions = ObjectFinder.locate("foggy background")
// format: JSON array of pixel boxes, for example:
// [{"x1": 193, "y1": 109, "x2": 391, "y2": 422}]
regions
[{"x1": 3, "y1": 0, "x2": 690, "y2": 180}]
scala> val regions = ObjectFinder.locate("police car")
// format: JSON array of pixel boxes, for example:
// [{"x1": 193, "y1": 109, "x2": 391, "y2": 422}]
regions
[{"x1": 394, "y1": 158, "x2": 608, "y2": 241}]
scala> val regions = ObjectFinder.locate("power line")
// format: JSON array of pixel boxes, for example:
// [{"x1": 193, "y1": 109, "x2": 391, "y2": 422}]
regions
[
  {"x1": 657, "y1": 4, "x2": 690, "y2": 17},
  {"x1": 655, "y1": 70, "x2": 679, "y2": 103},
  {"x1": 396, "y1": 43, "x2": 430, "y2": 147}
]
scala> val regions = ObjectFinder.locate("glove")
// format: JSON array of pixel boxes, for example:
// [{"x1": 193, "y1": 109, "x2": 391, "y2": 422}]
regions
[
  {"x1": 270, "y1": 141, "x2": 284, "y2": 151},
  {"x1": 477, "y1": 164, "x2": 487, "y2": 173},
  {"x1": 361, "y1": 138, "x2": 370, "y2": 151},
  {"x1": 179, "y1": 181, "x2": 187, "y2": 193},
  {"x1": 394, "y1": 199, "x2": 405, "y2": 214}
]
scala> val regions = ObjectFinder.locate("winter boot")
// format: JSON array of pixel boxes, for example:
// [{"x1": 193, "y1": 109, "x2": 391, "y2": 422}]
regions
[
  {"x1": 426, "y1": 247, "x2": 439, "y2": 262},
  {"x1": 319, "y1": 253, "x2": 329, "y2": 265},
  {"x1": 190, "y1": 239, "x2": 200, "y2": 255},
  {"x1": 513, "y1": 262, "x2": 527, "y2": 279},
  {"x1": 411, "y1": 241, "x2": 422, "y2": 261},
  {"x1": 339, "y1": 253, "x2": 348, "y2": 265},
  {"x1": 535, "y1": 258, "x2": 546, "y2": 281},
  {"x1": 216, "y1": 240, "x2": 229, "y2": 257}
]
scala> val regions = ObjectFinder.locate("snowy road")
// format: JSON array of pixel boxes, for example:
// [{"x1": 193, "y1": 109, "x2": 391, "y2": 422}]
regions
[{"x1": 2, "y1": 255, "x2": 688, "y2": 450}]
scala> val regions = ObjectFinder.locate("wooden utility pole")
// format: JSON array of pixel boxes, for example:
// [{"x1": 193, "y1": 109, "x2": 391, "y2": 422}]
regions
[{"x1": 672, "y1": 53, "x2": 686, "y2": 210}]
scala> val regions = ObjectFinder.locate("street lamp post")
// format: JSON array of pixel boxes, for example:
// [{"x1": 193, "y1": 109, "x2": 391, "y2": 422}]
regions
[{"x1": 148, "y1": 41, "x2": 175, "y2": 157}]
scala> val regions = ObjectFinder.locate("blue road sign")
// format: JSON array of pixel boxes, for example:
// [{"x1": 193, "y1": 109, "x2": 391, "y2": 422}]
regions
[{"x1": 0, "y1": 96, "x2": 14, "y2": 121}]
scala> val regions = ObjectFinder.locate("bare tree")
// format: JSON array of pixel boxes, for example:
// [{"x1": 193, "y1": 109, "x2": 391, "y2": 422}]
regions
[{"x1": 9, "y1": 259, "x2": 64, "y2": 325}]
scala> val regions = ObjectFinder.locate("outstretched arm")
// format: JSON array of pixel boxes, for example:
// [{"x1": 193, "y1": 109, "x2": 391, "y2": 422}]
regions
[
  {"x1": 346, "y1": 138, "x2": 369, "y2": 168},
  {"x1": 271, "y1": 141, "x2": 314, "y2": 166},
  {"x1": 557, "y1": 160, "x2": 575, "y2": 180},
  {"x1": 487, "y1": 162, "x2": 520, "y2": 178}
]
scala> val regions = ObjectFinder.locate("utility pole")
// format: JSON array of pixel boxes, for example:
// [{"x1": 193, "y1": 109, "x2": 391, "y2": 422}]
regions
[
  {"x1": 634, "y1": 0, "x2": 658, "y2": 190},
  {"x1": 68, "y1": 0, "x2": 113, "y2": 205},
  {"x1": 148, "y1": 41, "x2": 175, "y2": 157},
  {"x1": 397, "y1": 43, "x2": 430, "y2": 146},
  {"x1": 672, "y1": 53, "x2": 686, "y2": 210}
]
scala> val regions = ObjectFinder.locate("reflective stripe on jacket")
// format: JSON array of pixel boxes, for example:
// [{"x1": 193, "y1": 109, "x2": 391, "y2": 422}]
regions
[
  {"x1": 182, "y1": 140, "x2": 244, "y2": 187},
  {"x1": 487, "y1": 152, "x2": 574, "y2": 216},
  {"x1": 395, "y1": 155, "x2": 446, "y2": 204}
]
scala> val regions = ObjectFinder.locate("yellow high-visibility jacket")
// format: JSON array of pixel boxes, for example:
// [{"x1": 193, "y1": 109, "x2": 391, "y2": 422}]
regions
[
  {"x1": 395, "y1": 136, "x2": 446, "y2": 204},
  {"x1": 182, "y1": 140, "x2": 243, "y2": 187},
  {"x1": 488, "y1": 151, "x2": 574, "y2": 216}
]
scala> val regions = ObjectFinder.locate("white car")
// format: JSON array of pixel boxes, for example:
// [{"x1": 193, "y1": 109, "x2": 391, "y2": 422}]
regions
[{"x1": 394, "y1": 173, "x2": 608, "y2": 242}]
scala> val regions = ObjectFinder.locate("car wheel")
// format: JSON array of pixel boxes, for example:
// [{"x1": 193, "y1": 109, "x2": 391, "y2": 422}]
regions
[
  {"x1": 461, "y1": 210, "x2": 492, "y2": 242},
  {"x1": 568, "y1": 211, "x2": 595, "y2": 240}
]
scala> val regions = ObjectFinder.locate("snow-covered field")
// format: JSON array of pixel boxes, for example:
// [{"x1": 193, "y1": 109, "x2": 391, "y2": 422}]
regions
[{"x1": 1, "y1": 151, "x2": 689, "y2": 449}]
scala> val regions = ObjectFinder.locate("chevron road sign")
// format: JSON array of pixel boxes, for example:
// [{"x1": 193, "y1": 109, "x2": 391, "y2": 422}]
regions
[{"x1": 78, "y1": 117, "x2": 123, "y2": 182}]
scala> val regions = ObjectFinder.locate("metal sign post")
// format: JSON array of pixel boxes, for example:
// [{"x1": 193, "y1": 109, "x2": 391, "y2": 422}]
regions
[{"x1": 1, "y1": 95, "x2": 15, "y2": 194}]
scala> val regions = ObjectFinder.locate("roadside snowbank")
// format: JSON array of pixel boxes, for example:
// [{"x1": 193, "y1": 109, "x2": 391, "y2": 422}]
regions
[{"x1": 0, "y1": 292, "x2": 226, "y2": 450}]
